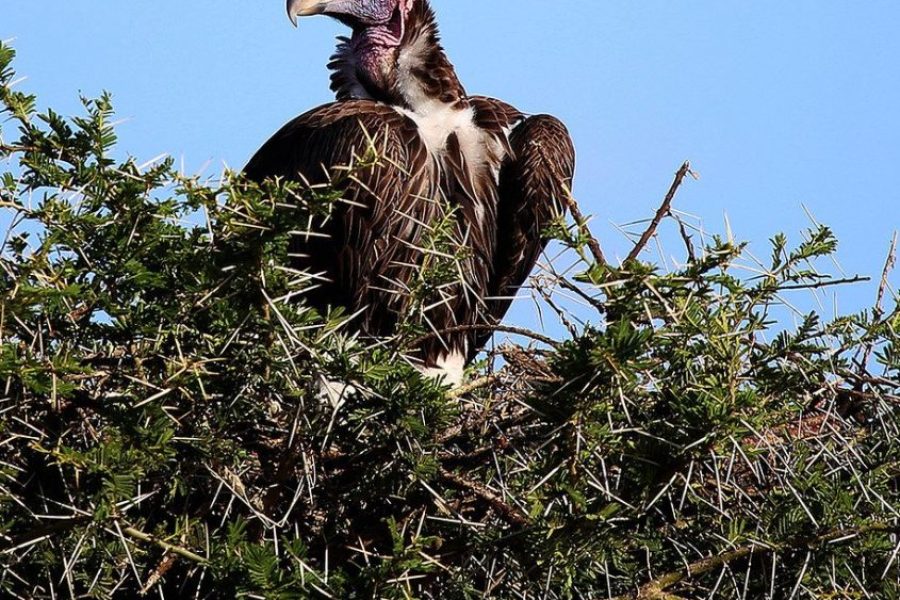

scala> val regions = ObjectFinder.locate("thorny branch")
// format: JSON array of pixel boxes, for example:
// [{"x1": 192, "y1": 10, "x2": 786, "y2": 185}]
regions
[
  {"x1": 777, "y1": 274, "x2": 870, "y2": 291},
  {"x1": 438, "y1": 468, "x2": 530, "y2": 528},
  {"x1": 411, "y1": 323, "x2": 559, "y2": 348},
  {"x1": 562, "y1": 188, "x2": 608, "y2": 268},
  {"x1": 613, "y1": 523, "x2": 900, "y2": 600},
  {"x1": 120, "y1": 525, "x2": 208, "y2": 565},
  {"x1": 534, "y1": 140, "x2": 607, "y2": 268},
  {"x1": 858, "y1": 232, "x2": 898, "y2": 370},
  {"x1": 4, "y1": 42, "x2": 900, "y2": 596},
  {"x1": 448, "y1": 372, "x2": 504, "y2": 399},
  {"x1": 626, "y1": 161, "x2": 696, "y2": 263}
]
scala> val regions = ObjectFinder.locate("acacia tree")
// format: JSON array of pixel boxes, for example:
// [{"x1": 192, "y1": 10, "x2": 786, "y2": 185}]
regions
[{"x1": 2, "y1": 42, "x2": 900, "y2": 599}]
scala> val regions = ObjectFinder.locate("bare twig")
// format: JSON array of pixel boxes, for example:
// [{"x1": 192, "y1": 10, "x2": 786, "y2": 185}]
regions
[
  {"x1": 875, "y1": 233, "x2": 899, "y2": 315},
  {"x1": 626, "y1": 162, "x2": 695, "y2": 263},
  {"x1": 562, "y1": 190, "x2": 608, "y2": 267},
  {"x1": 673, "y1": 214, "x2": 696, "y2": 262},
  {"x1": 448, "y1": 373, "x2": 504, "y2": 399},
  {"x1": 533, "y1": 276, "x2": 579, "y2": 336},
  {"x1": 777, "y1": 275, "x2": 869, "y2": 291},
  {"x1": 532, "y1": 141, "x2": 607, "y2": 268},
  {"x1": 859, "y1": 232, "x2": 898, "y2": 370},
  {"x1": 120, "y1": 526, "x2": 208, "y2": 564},
  {"x1": 411, "y1": 323, "x2": 558, "y2": 349}
]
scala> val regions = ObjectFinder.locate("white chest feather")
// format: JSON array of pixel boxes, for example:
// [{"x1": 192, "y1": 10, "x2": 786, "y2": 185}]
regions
[
  {"x1": 396, "y1": 103, "x2": 502, "y2": 230},
  {"x1": 396, "y1": 103, "x2": 483, "y2": 161},
  {"x1": 395, "y1": 38, "x2": 500, "y2": 169}
]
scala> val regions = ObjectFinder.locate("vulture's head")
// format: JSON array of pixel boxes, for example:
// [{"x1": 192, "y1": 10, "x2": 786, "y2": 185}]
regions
[
  {"x1": 287, "y1": 0, "x2": 447, "y2": 103},
  {"x1": 287, "y1": 0, "x2": 412, "y2": 42}
]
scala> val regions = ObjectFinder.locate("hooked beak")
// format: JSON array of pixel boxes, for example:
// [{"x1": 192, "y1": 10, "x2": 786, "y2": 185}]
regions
[{"x1": 286, "y1": 0, "x2": 328, "y2": 27}]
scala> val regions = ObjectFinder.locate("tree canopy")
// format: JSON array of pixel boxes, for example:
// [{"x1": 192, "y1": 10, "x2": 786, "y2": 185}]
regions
[{"x1": 2, "y1": 41, "x2": 900, "y2": 599}]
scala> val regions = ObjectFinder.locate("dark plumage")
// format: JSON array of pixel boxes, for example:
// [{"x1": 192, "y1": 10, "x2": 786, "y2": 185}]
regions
[{"x1": 245, "y1": 0, "x2": 575, "y2": 385}]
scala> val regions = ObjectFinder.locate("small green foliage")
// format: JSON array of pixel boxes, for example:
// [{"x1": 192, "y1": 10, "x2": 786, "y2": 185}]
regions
[{"x1": 2, "y1": 41, "x2": 900, "y2": 599}]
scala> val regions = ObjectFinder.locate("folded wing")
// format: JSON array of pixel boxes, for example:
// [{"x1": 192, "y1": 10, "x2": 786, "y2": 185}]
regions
[
  {"x1": 478, "y1": 113, "x2": 575, "y2": 356},
  {"x1": 244, "y1": 100, "x2": 434, "y2": 336}
]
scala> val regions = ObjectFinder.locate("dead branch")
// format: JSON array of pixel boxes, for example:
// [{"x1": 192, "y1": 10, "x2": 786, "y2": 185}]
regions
[
  {"x1": 859, "y1": 232, "x2": 898, "y2": 370},
  {"x1": 139, "y1": 552, "x2": 178, "y2": 596},
  {"x1": 411, "y1": 323, "x2": 558, "y2": 349},
  {"x1": 673, "y1": 214, "x2": 696, "y2": 262},
  {"x1": 448, "y1": 373, "x2": 504, "y2": 399},
  {"x1": 562, "y1": 190, "x2": 608, "y2": 268},
  {"x1": 626, "y1": 161, "x2": 695, "y2": 263},
  {"x1": 532, "y1": 141, "x2": 607, "y2": 268},
  {"x1": 438, "y1": 468, "x2": 530, "y2": 528},
  {"x1": 777, "y1": 274, "x2": 870, "y2": 291}
]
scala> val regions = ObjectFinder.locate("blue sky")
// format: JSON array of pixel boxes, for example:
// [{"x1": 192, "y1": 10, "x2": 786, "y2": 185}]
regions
[{"x1": 3, "y1": 1, "x2": 898, "y2": 326}]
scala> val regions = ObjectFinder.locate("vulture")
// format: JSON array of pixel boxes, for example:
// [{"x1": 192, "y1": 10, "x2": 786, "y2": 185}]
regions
[{"x1": 244, "y1": 0, "x2": 575, "y2": 387}]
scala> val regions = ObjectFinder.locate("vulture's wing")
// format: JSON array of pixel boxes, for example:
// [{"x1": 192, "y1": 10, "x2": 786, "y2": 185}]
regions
[
  {"x1": 478, "y1": 111, "x2": 575, "y2": 355},
  {"x1": 244, "y1": 100, "x2": 433, "y2": 334}
]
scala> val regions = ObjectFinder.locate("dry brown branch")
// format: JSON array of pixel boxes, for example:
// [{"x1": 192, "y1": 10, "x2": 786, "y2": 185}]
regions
[
  {"x1": 448, "y1": 373, "x2": 504, "y2": 399},
  {"x1": 859, "y1": 232, "x2": 898, "y2": 370},
  {"x1": 554, "y1": 274, "x2": 606, "y2": 311},
  {"x1": 139, "y1": 552, "x2": 178, "y2": 596},
  {"x1": 562, "y1": 190, "x2": 608, "y2": 268},
  {"x1": 626, "y1": 161, "x2": 695, "y2": 263},
  {"x1": 411, "y1": 323, "x2": 558, "y2": 349},
  {"x1": 673, "y1": 214, "x2": 696, "y2": 262},
  {"x1": 532, "y1": 141, "x2": 607, "y2": 268},
  {"x1": 438, "y1": 468, "x2": 530, "y2": 528},
  {"x1": 875, "y1": 232, "x2": 899, "y2": 314}
]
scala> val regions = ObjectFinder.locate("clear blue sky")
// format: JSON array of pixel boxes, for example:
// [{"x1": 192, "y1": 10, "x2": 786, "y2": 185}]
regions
[{"x1": 3, "y1": 1, "x2": 898, "y2": 323}]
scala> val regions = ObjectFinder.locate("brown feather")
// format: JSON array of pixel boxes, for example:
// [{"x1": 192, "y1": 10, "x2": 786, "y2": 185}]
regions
[
  {"x1": 246, "y1": 2, "x2": 575, "y2": 373},
  {"x1": 244, "y1": 100, "x2": 436, "y2": 338},
  {"x1": 473, "y1": 109, "x2": 575, "y2": 358}
]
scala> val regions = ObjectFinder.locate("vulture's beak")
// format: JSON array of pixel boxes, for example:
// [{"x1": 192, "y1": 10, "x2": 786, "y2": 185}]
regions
[{"x1": 286, "y1": 0, "x2": 328, "y2": 27}]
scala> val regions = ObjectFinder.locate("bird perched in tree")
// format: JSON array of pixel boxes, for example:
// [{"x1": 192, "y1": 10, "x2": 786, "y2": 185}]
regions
[{"x1": 244, "y1": 0, "x2": 575, "y2": 387}]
